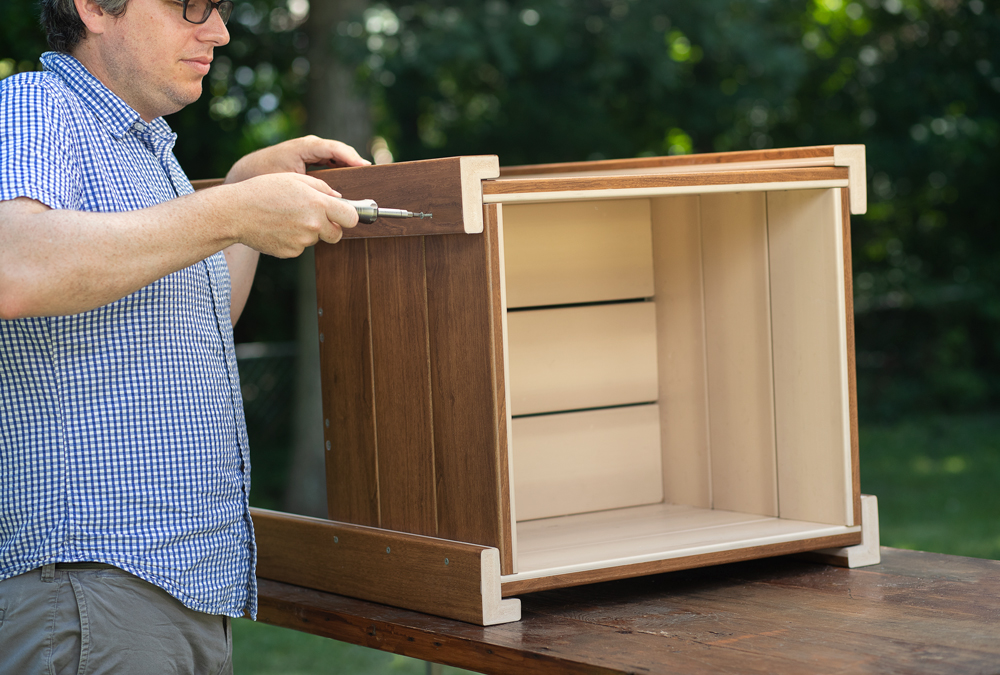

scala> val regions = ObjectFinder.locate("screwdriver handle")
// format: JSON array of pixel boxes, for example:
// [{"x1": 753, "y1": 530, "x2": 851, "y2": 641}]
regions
[{"x1": 338, "y1": 198, "x2": 380, "y2": 224}]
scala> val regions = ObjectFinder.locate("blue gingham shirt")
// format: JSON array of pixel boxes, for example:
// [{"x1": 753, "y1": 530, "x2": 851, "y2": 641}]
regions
[{"x1": 0, "y1": 52, "x2": 256, "y2": 618}]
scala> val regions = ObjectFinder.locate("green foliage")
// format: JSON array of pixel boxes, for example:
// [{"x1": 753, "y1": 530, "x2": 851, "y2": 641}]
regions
[
  {"x1": 861, "y1": 413, "x2": 1000, "y2": 559},
  {"x1": 231, "y1": 617, "x2": 477, "y2": 674},
  {"x1": 3, "y1": 0, "x2": 1000, "y2": 417},
  {"x1": 336, "y1": 0, "x2": 1000, "y2": 420}
]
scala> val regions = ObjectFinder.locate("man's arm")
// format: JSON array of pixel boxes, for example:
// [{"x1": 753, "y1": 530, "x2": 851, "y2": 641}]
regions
[
  {"x1": 218, "y1": 135, "x2": 370, "y2": 325},
  {"x1": 0, "y1": 170, "x2": 358, "y2": 320}
]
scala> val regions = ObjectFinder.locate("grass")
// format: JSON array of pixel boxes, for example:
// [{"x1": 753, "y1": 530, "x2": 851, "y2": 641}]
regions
[
  {"x1": 859, "y1": 412, "x2": 1000, "y2": 560},
  {"x1": 230, "y1": 618, "x2": 476, "y2": 675},
  {"x1": 234, "y1": 412, "x2": 1000, "y2": 673}
]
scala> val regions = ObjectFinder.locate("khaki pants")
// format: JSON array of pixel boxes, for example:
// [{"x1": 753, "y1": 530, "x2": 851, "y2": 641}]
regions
[{"x1": 0, "y1": 564, "x2": 232, "y2": 675}]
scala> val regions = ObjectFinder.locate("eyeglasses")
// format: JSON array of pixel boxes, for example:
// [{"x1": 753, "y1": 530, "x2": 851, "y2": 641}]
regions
[{"x1": 181, "y1": 0, "x2": 234, "y2": 25}]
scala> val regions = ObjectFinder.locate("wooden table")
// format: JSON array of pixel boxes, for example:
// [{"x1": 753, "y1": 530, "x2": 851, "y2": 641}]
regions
[{"x1": 256, "y1": 548, "x2": 1000, "y2": 674}]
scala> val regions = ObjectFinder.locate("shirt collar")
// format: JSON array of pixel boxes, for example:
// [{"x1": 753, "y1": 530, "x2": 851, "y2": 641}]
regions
[{"x1": 40, "y1": 51, "x2": 176, "y2": 142}]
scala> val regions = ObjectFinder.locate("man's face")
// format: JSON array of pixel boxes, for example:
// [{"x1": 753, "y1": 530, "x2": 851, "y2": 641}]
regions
[{"x1": 75, "y1": 0, "x2": 230, "y2": 122}]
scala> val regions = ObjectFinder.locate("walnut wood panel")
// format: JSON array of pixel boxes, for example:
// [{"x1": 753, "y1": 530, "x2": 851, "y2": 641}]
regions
[
  {"x1": 189, "y1": 177, "x2": 225, "y2": 190},
  {"x1": 488, "y1": 205, "x2": 516, "y2": 574},
  {"x1": 311, "y1": 156, "x2": 498, "y2": 238},
  {"x1": 258, "y1": 549, "x2": 1000, "y2": 675},
  {"x1": 484, "y1": 167, "x2": 849, "y2": 198},
  {"x1": 316, "y1": 238, "x2": 379, "y2": 526},
  {"x1": 767, "y1": 189, "x2": 853, "y2": 527},
  {"x1": 843, "y1": 188, "x2": 862, "y2": 525},
  {"x1": 499, "y1": 145, "x2": 839, "y2": 177},
  {"x1": 424, "y1": 204, "x2": 510, "y2": 564},
  {"x1": 649, "y1": 195, "x2": 712, "y2": 509},
  {"x1": 367, "y1": 236, "x2": 437, "y2": 536},
  {"x1": 501, "y1": 200, "x2": 654, "y2": 309},
  {"x1": 252, "y1": 508, "x2": 519, "y2": 625},
  {"x1": 700, "y1": 192, "x2": 778, "y2": 517}
]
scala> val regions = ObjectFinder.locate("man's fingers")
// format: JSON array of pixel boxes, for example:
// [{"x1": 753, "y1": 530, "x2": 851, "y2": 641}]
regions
[
  {"x1": 288, "y1": 173, "x2": 341, "y2": 198},
  {"x1": 319, "y1": 221, "x2": 344, "y2": 245},
  {"x1": 325, "y1": 195, "x2": 359, "y2": 231},
  {"x1": 300, "y1": 137, "x2": 371, "y2": 168}
]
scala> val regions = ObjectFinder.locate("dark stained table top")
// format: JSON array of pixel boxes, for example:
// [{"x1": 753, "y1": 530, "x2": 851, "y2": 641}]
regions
[{"x1": 256, "y1": 548, "x2": 1000, "y2": 674}]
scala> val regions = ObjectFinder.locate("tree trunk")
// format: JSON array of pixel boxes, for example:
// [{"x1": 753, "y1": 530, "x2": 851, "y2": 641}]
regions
[{"x1": 285, "y1": 0, "x2": 372, "y2": 517}]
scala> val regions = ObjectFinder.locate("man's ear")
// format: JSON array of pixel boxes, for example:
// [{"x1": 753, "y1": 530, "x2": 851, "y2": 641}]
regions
[{"x1": 73, "y1": 0, "x2": 112, "y2": 36}]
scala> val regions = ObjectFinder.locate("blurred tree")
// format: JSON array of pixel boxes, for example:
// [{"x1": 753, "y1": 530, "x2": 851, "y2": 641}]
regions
[
  {"x1": 336, "y1": 0, "x2": 1000, "y2": 420},
  {"x1": 3, "y1": 0, "x2": 999, "y2": 430}
]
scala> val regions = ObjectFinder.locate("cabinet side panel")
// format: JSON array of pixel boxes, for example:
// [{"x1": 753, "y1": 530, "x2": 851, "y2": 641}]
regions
[
  {"x1": 843, "y1": 188, "x2": 862, "y2": 526},
  {"x1": 767, "y1": 189, "x2": 852, "y2": 526},
  {"x1": 502, "y1": 200, "x2": 654, "y2": 308},
  {"x1": 490, "y1": 205, "x2": 517, "y2": 574},
  {"x1": 424, "y1": 219, "x2": 508, "y2": 556},
  {"x1": 650, "y1": 195, "x2": 711, "y2": 509},
  {"x1": 367, "y1": 236, "x2": 438, "y2": 536},
  {"x1": 701, "y1": 192, "x2": 778, "y2": 516},
  {"x1": 309, "y1": 155, "x2": 498, "y2": 238},
  {"x1": 486, "y1": 205, "x2": 515, "y2": 574},
  {"x1": 316, "y1": 239, "x2": 380, "y2": 526}
]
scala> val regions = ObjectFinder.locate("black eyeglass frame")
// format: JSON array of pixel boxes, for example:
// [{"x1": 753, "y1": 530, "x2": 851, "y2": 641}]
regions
[{"x1": 181, "y1": 0, "x2": 234, "y2": 25}]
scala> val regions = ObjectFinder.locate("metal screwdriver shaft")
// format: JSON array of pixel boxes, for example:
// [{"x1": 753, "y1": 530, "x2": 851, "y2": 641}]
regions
[{"x1": 339, "y1": 198, "x2": 433, "y2": 224}]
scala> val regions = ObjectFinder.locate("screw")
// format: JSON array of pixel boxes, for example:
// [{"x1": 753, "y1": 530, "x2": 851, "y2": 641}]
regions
[
  {"x1": 445, "y1": 558, "x2": 450, "y2": 565},
  {"x1": 325, "y1": 441, "x2": 331, "y2": 451},
  {"x1": 334, "y1": 536, "x2": 339, "y2": 543},
  {"x1": 318, "y1": 307, "x2": 323, "y2": 316},
  {"x1": 319, "y1": 333, "x2": 324, "y2": 343},
  {"x1": 386, "y1": 547, "x2": 391, "y2": 554}
]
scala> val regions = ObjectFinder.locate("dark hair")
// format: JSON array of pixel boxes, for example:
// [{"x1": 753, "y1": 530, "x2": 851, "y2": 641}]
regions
[{"x1": 39, "y1": 0, "x2": 129, "y2": 53}]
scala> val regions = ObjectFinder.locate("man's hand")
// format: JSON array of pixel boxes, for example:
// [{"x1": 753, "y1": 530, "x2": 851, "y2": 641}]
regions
[
  {"x1": 224, "y1": 135, "x2": 371, "y2": 184},
  {"x1": 216, "y1": 135, "x2": 370, "y2": 324},
  {"x1": 224, "y1": 172, "x2": 359, "y2": 255},
  {"x1": 0, "y1": 136, "x2": 372, "y2": 322}
]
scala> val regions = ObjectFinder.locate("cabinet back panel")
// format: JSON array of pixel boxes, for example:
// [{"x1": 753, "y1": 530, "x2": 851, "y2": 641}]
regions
[
  {"x1": 502, "y1": 200, "x2": 655, "y2": 308},
  {"x1": 512, "y1": 404, "x2": 663, "y2": 521},
  {"x1": 767, "y1": 189, "x2": 853, "y2": 526},
  {"x1": 506, "y1": 302, "x2": 659, "y2": 417},
  {"x1": 700, "y1": 192, "x2": 779, "y2": 517}
]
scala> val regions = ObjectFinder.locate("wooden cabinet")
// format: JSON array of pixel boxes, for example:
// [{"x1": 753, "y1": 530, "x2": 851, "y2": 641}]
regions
[{"x1": 249, "y1": 146, "x2": 880, "y2": 625}]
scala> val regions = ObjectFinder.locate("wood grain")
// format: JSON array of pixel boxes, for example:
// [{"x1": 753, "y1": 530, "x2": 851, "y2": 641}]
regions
[
  {"x1": 311, "y1": 156, "x2": 499, "y2": 238},
  {"x1": 252, "y1": 508, "x2": 519, "y2": 625},
  {"x1": 501, "y1": 532, "x2": 861, "y2": 597},
  {"x1": 424, "y1": 208, "x2": 509, "y2": 558},
  {"x1": 316, "y1": 238, "x2": 380, "y2": 526},
  {"x1": 767, "y1": 189, "x2": 853, "y2": 527},
  {"x1": 843, "y1": 188, "x2": 862, "y2": 526},
  {"x1": 499, "y1": 146, "x2": 839, "y2": 177},
  {"x1": 510, "y1": 502, "x2": 861, "y2": 581},
  {"x1": 506, "y1": 302, "x2": 659, "y2": 416},
  {"x1": 258, "y1": 548, "x2": 1000, "y2": 675},
  {"x1": 367, "y1": 236, "x2": 437, "y2": 536},
  {"x1": 484, "y1": 167, "x2": 849, "y2": 197},
  {"x1": 649, "y1": 194, "x2": 712, "y2": 509},
  {"x1": 700, "y1": 192, "x2": 778, "y2": 517},
  {"x1": 501, "y1": 200, "x2": 654, "y2": 308}
]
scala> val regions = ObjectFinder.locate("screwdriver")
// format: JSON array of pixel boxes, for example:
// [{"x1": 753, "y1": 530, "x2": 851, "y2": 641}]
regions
[{"x1": 339, "y1": 198, "x2": 433, "y2": 224}]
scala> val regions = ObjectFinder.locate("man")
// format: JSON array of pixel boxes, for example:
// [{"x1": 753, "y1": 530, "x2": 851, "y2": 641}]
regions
[{"x1": 0, "y1": 0, "x2": 366, "y2": 671}]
